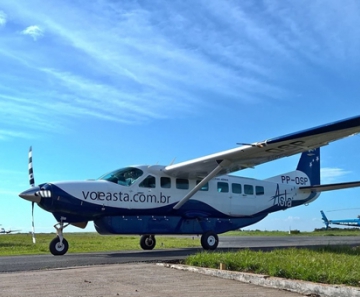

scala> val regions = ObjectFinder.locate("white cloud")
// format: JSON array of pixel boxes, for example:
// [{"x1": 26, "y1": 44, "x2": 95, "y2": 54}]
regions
[
  {"x1": 0, "y1": 129, "x2": 32, "y2": 141},
  {"x1": 0, "y1": 94, "x2": 66, "y2": 136},
  {"x1": 285, "y1": 216, "x2": 300, "y2": 222},
  {"x1": 0, "y1": 10, "x2": 6, "y2": 26},
  {"x1": 21, "y1": 25, "x2": 44, "y2": 40},
  {"x1": 321, "y1": 167, "x2": 351, "y2": 183},
  {"x1": 272, "y1": 216, "x2": 300, "y2": 222},
  {"x1": 0, "y1": 11, "x2": 6, "y2": 26},
  {"x1": 38, "y1": 68, "x2": 170, "y2": 122},
  {"x1": 1, "y1": 1, "x2": 360, "y2": 141}
]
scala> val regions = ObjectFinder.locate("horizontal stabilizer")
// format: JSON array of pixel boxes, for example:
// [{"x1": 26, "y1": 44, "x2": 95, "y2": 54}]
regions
[{"x1": 300, "y1": 181, "x2": 360, "y2": 193}]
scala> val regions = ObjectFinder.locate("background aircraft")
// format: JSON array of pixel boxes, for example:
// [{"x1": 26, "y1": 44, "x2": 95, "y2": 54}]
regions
[
  {"x1": 320, "y1": 210, "x2": 360, "y2": 229},
  {"x1": 0, "y1": 225, "x2": 21, "y2": 234},
  {"x1": 19, "y1": 115, "x2": 360, "y2": 255}
]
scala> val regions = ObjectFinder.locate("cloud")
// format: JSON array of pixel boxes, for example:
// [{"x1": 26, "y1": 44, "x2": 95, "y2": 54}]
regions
[
  {"x1": 1, "y1": 1, "x2": 360, "y2": 141},
  {"x1": 21, "y1": 25, "x2": 44, "y2": 40},
  {"x1": 272, "y1": 216, "x2": 300, "y2": 222},
  {"x1": 0, "y1": 93, "x2": 67, "y2": 136},
  {"x1": 321, "y1": 167, "x2": 351, "y2": 183},
  {"x1": 285, "y1": 216, "x2": 300, "y2": 222},
  {"x1": 0, "y1": 11, "x2": 6, "y2": 26},
  {"x1": 38, "y1": 68, "x2": 172, "y2": 122},
  {"x1": 0, "y1": 129, "x2": 32, "y2": 141}
]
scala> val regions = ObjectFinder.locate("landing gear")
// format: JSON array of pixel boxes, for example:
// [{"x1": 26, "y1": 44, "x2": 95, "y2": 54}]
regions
[
  {"x1": 201, "y1": 231, "x2": 219, "y2": 250},
  {"x1": 140, "y1": 234, "x2": 156, "y2": 250},
  {"x1": 49, "y1": 219, "x2": 70, "y2": 256}
]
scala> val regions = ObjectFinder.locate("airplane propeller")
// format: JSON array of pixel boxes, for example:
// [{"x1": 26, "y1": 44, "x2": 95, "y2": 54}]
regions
[{"x1": 19, "y1": 147, "x2": 53, "y2": 243}]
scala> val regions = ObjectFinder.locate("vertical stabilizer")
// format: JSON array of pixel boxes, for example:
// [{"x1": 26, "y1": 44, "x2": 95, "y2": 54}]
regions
[
  {"x1": 296, "y1": 148, "x2": 320, "y2": 185},
  {"x1": 320, "y1": 210, "x2": 330, "y2": 229}
]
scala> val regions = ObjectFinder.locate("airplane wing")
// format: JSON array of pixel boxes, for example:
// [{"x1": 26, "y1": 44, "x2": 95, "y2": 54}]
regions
[{"x1": 164, "y1": 115, "x2": 360, "y2": 179}]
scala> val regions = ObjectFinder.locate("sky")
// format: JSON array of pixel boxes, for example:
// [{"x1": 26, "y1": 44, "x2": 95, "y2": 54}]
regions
[{"x1": 1, "y1": 0, "x2": 360, "y2": 235}]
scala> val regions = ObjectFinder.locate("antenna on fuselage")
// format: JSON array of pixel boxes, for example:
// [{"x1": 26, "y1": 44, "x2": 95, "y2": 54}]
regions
[{"x1": 169, "y1": 157, "x2": 176, "y2": 166}]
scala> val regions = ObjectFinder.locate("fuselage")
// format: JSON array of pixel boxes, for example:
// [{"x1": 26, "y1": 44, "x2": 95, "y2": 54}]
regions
[{"x1": 328, "y1": 219, "x2": 360, "y2": 227}]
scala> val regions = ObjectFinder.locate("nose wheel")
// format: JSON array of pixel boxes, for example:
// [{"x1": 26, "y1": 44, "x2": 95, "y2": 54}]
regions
[
  {"x1": 49, "y1": 219, "x2": 69, "y2": 256},
  {"x1": 49, "y1": 237, "x2": 69, "y2": 255}
]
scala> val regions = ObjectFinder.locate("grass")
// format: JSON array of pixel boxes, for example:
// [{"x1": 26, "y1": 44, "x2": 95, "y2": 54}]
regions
[
  {"x1": 185, "y1": 246, "x2": 360, "y2": 287},
  {"x1": 1, "y1": 228, "x2": 358, "y2": 256},
  {"x1": 0, "y1": 233, "x2": 200, "y2": 256}
]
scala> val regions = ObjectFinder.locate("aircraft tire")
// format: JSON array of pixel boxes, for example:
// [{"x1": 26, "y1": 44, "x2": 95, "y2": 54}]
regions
[
  {"x1": 140, "y1": 235, "x2": 156, "y2": 250},
  {"x1": 49, "y1": 237, "x2": 69, "y2": 256},
  {"x1": 201, "y1": 231, "x2": 219, "y2": 250}
]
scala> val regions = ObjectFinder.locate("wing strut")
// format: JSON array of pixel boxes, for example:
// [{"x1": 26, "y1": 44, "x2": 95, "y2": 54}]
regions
[{"x1": 173, "y1": 160, "x2": 230, "y2": 210}]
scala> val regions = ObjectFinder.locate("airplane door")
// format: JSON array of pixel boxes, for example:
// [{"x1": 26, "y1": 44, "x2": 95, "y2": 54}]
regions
[
  {"x1": 215, "y1": 181, "x2": 232, "y2": 215},
  {"x1": 229, "y1": 183, "x2": 259, "y2": 216}
]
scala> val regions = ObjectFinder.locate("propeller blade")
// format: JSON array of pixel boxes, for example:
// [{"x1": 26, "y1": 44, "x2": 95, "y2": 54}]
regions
[
  {"x1": 29, "y1": 146, "x2": 36, "y2": 244},
  {"x1": 32, "y1": 201, "x2": 36, "y2": 244},
  {"x1": 28, "y1": 146, "x2": 35, "y2": 187}
]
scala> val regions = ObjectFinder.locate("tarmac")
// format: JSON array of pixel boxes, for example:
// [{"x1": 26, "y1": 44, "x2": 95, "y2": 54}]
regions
[{"x1": 1, "y1": 262, "x2": 359, "y2": 297}]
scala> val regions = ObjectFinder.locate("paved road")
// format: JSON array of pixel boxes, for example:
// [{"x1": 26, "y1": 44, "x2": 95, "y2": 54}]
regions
[
  {"x1": 0, "y1": 263, "x2": 306, "y2": 297},
  {"x1": 1, "y1": 235, "x2": 359, "y2": 273}
]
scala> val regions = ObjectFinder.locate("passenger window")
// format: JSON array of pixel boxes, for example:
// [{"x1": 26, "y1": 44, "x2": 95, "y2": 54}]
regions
[
  {"x1": 256, "y1": 186, "x2": 265, "y2": 195},
  {"x1": 139, "y1": 175, "x2": 156, "y2": 188},
  {"x1": 161, "y1": 177, "x2": 171, "y2": 188},
  {"x1": 217, "y1": 182, "x2": 229, "y2": 193},
  {"x1": 244, "y1": 184, "x2": 254, "y2": 195},
  {"x1": 196, "y1": 180, "x2": 209, "y2": 191},
  {"x1": 232, "y1": 183, "x2": 242, "y2": 194},
  {"x1": 176, "y1": 178, "x2": 189, "y2": 190}
]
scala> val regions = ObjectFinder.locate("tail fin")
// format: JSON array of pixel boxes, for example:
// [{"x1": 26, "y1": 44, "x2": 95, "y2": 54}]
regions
[
  {"x1": 296, "y1": 148, "x2": 320, "y2": 185},
  {"x1": 320, "y1": 210, "x2": 330, "y2": 229}
]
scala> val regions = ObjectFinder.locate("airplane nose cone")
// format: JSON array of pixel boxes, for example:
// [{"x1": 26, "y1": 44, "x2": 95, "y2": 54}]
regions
[{"x1": 19, "y1": 187, "x2": 41, "y2": 203}]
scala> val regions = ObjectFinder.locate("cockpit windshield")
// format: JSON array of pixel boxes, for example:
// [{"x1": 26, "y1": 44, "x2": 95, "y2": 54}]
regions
[{"x1": 98, "y1": 167, "x2": 143, "y2": 186}]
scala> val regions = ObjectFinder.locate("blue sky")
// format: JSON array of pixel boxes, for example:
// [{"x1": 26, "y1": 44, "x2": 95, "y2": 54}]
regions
[{"x1": 1, "y1": 0, "x2": 360, "y2": 234}]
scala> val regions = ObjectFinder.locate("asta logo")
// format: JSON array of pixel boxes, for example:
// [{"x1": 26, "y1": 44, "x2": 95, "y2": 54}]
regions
[{"x1": 271, "y1": 184, "x2": 293, "y2": 208}]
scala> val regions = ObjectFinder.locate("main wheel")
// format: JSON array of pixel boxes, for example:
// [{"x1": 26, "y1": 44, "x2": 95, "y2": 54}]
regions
[
  {"x1": 201, "y1": 231, "x2": 219, "y2": 250},
  {"x1": 49, "y1": 237, "x2": 69, "y2": 256},
  {"x1": 140, "y1": 235, "x2": 156, "y2": 250}
]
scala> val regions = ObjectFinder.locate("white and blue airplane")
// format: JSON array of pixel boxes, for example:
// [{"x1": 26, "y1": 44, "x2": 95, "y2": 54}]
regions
[
  {"x1": 19, "y1": 115, "x2": 360, "y2": 255},
  {"x1": 320, "y1": 211, "x2": 360, "y2": 229}
]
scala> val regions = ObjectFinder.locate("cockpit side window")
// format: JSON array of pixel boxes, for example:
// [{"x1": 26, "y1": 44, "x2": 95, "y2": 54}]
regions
[
  {"x1": 98, "y1": 167, "x2": 143, "y2": 186},
  {"x1": 139, "y1": 175, "x2": 156, "y2": 188},
  {"x1": 161, "y1": 177, "x2": 171, "y2": 188}
]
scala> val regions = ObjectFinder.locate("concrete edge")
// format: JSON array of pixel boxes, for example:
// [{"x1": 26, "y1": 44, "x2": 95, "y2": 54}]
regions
[{"x1": 157, "y1": 263, "x2": 360, "y2": 297}]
